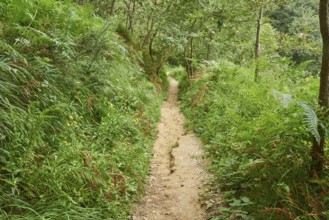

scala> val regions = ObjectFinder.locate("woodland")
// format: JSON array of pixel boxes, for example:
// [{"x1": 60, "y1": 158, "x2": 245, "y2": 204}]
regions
[{"x1": 0, "y1": 0, "x2": 328, "y2": 219}]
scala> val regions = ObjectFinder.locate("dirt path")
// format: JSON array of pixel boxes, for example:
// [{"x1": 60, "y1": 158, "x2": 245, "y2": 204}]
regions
[{"x1": 133, "y1": 78, "x2": 208, "y2": 220}]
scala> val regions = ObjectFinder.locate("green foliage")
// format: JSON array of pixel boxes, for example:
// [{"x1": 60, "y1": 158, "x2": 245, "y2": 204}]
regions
[
  {"x1": 270, "y1": 0, "x2": 321, "y2": 73},
  {"x1": 116, "y1": 23, "x2": 136, "y2": 46},
  {"x1": 178, "y1": 60, "x2": 329, "y2": 219},
  {"x1": 0, "y1": 0, "x2": 161, "y2": 219},
  {"x1": 1, "y1": 0, "x2": 327, "y2": 218},
  {"x1": 168, "y1": 65, "x2": 187, "y2": 82},
  {"x1": 299, "y1": 102, "x2": 320, "y2": 144}
]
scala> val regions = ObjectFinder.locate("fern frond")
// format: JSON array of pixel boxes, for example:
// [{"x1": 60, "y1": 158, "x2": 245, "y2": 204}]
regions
[
  {"x1": 299, "y1": 102, "x2": 320, "y2": 143},
  {"x1": 272, "y1": 90, "x2": 294, "y2": 108}
]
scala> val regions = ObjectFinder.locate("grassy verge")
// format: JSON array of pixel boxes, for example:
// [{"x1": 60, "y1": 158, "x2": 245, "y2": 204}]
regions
[
  {"x1": 176, "y1": 60, "x2": 329, "y2": 219},
  {"x1": 0, "y1": 1, "x2": 162, "y2": 219}
]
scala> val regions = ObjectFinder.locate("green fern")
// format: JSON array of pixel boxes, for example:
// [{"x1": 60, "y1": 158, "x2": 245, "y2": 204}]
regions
[
  {"x1": 299, "y1": 102, "x2": 320, "y2": 143},
  {"x1": 272, "y1": 90, "x2": 294, "y2": 108},
  {"x1": 272, "y1": 91, "x2": 320, "y2": 143}
]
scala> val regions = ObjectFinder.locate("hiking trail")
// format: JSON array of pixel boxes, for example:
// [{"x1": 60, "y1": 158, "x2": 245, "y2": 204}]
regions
[{"x1": 133, "y1": 77, "x2": 208, "y2": 220}]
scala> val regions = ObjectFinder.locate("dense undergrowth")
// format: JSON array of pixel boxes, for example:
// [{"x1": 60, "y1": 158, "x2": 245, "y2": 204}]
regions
[
  {"x1": 176, "y1": 61, "x2": 329, "y2": 219},
  {"x1": 0, "y1": 0, "x2": 162, "y2": 219}
]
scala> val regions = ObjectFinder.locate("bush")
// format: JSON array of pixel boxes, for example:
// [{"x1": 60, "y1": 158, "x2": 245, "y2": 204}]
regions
[{"x1": 179, "y1": 59, "x2": 329, "y2": 219}]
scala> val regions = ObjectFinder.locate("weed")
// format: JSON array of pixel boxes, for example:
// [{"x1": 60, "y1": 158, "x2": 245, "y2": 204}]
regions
[{"x1": 178, "y1": 60, "x2": 328, "y2": 219}]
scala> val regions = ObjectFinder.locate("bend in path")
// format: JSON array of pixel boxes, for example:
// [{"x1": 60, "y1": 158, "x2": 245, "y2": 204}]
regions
[{"x1": 134, "y1": 77, "x2": 208, "y2": 220}]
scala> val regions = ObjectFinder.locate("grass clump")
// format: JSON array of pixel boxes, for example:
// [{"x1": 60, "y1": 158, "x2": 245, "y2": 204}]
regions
[
  {"x1": 0, "y1": 0, "x2": 161, "y2": 219},
  {"x1": 178, "y1": 60, "x2": 329, "y2": 219}
]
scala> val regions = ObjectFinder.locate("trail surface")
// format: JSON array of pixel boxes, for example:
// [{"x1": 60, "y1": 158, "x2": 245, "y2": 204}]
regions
[{"x1": 134, "y1": 78, "x2": 208, "y2": 220}]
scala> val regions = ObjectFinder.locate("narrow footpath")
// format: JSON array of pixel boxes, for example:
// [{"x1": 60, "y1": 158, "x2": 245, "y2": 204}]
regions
[{"x1": 134, "y1": 78, "x2": 208, "y2": 220}]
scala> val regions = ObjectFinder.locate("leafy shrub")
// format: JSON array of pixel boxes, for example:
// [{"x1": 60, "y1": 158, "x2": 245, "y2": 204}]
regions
[{"x1": 179, "y1": 59, "x2": 329, "y2": 219}]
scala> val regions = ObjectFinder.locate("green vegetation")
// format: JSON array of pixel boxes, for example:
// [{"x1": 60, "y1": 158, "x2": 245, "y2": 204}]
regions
[
  {"x1": 178, "y1": 61, "x2": 327, "y2": 219},
  {"x1": 170, "y1": 0, "x2": 329, "y2": 219},
  {"x1": 0, "y1": 0, "x2": 161, "y2": 219},
  {"x1": 167, "y1": 0, "x2": 329, "y2": 218},
  {"x1": 1, "y1": 0, "x2": 329, "y2": 219}
]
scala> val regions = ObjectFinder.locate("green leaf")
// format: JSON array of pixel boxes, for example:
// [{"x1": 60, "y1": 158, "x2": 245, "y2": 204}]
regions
[
  {"x1": 240, "y1": 197, "x2": 250, "y2": 203},
  {"x1": 299, "y1": 102, "x2": 320, "y2": 143},
  {"x1": 218, "y1": 207, "x2": 230, "y2": 212},
  {"x1": 229, "y1": 199, "x2": 241, "y2": 207}
]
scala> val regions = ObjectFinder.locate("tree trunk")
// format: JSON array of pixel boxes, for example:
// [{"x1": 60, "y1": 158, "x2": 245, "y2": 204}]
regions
[
  {"x1": 149, "y1": 28, "x2": 158, "y2": 61},
  {"x1": 254, "y1": 7, "x2": 263, "y2": 82},
  {"x1": 109, "y1": 0, "x2": 116, "y2": 16},
  {"x1": 206, "y1": 34, "x2": 213, "y2": 61},
  {"x1": 141, "y1": 14, "x2": 153, "y2": 48},
  {"x1": 125, "y1": 0, "x2": 136, "y2": 33},
  {"x1": 185, "y1": 18, "x2": 197, "y2": 78},
  {"x1": 184, "y1": 47, "x2": 191, "y2": 78},
  {"x1": 310, "y1": 0, "x2": 329, "y2": 178}
]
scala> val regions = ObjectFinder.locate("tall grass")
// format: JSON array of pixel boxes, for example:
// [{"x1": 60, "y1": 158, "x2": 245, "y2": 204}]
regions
[{"x1": 0, "y1": 0, "x2": 161, "y2": 219}]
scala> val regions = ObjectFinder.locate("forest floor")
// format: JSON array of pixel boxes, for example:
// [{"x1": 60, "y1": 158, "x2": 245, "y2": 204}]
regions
[{"x1": 133, "y1": 78, "x2": 208, "y2": 220}]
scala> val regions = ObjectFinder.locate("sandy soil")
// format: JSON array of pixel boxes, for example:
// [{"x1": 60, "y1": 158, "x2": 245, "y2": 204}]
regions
[{"x1": 133, "y1": 78, "x2": 208, "y2": 220}]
